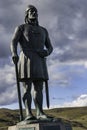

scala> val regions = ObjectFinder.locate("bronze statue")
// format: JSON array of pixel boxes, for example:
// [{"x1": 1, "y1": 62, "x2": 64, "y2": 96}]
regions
[{"x1": 11, "y1": 5, "x2": 53, "y2": 121}]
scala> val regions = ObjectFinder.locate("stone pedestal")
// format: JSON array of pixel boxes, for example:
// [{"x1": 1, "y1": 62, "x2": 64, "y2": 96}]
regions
[{"x1": 8, "y1": 121, "x2": 72, "y2": 130}]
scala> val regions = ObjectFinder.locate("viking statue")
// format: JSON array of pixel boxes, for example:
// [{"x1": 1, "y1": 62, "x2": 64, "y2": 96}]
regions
[{"x1": 11, "y1": 5, "x2": 53, "y2": 121}]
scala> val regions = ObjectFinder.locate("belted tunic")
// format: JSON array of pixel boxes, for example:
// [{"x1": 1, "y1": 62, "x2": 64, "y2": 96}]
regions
[{"x1": 11, "y1": 24, "x2": 53, "y2": 81}]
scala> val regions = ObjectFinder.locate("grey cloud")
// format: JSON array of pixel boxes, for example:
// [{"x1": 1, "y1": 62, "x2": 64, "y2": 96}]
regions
[
  {"x1": 0, "y1": 0, "x2": 24, "y2": 58},
  {"x1": 56, "y1": 40, "x2": 87, "y2": 62},
  {"x1": 0, "y1": 26, "x2": 11, "y2": 57},
  {"x1": 1, "y1": 0, "x2": 87, "y2": 62},
  {"x1": 39, "y1": 0, "x2": 87, "y2": 63},
  {"x1": 0, "y1": 1, "x2": 23, "y2": 32},
  {"x1": 0, "y1": 0, "x2": 22, "y2": 7},
  {"x1": 0, "y1": 59, "x2": 18, "y2": 105},
  {"x1": 0, "y1": 58, "x2": 11, "y2": 67},
  {"x1": 0, "y1": 86, "x2": 17, "y2": 106}
]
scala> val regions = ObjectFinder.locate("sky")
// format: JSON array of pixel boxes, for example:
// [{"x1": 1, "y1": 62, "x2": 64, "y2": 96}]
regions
[{"x1": 0, "y1": 0, "x2": 87, "y2": 110}]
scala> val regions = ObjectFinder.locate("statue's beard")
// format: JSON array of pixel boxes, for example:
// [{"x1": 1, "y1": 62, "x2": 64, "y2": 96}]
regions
[{"x1": 28, "y1": 18, "x2": 38, "y2": 25}]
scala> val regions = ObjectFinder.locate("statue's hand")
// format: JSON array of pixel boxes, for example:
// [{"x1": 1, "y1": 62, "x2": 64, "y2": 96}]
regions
[
  {"x1": 12, "y1": 55, "x2": 19, "y2": 64},
  {"x1": 37, "y1": 50, "x2": 48, "y2": 58}
]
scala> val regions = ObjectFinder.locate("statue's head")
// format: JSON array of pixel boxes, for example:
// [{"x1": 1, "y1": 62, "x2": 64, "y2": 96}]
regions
[{"x1": 25, "y1": 5, "x2": 38, "y2": 24}]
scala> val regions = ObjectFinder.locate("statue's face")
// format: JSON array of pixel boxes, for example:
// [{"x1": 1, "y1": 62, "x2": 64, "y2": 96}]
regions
[{"x1": 28, "y1": 8, "x2": 38, "y2": 20}]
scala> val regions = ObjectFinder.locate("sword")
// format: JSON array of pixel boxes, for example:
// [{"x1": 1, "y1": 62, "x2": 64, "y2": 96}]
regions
[
  {"x1": 15, "y1": 63, "x2": 24, "y2": 121},
  {"x1": 45, "y1": 80, "x2": 50, "y2": 108}
]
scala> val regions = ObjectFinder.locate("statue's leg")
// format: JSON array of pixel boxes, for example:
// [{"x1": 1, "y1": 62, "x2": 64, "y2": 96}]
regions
[
  {"x1": 23, "y1": 81, "x2": 35, "y2": 120},
  {"x1": 33, "y1": 81, "x2": 47, "y2": 119}
]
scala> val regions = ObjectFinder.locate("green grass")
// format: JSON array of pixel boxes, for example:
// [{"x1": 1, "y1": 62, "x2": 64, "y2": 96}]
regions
[{"x1": 0, "y1": 107, "x2": 87, "y2": 130}]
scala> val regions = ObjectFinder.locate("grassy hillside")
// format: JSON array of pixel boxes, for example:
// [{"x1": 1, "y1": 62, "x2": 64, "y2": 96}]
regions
[{"x1": 0, "y1": 107, "x2": 87, "y2": 130}]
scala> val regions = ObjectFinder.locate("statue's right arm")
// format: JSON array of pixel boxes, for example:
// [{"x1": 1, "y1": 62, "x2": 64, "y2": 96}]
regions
[{"x1": 10, "y1": 26, "x2": 22, "y2": 63}]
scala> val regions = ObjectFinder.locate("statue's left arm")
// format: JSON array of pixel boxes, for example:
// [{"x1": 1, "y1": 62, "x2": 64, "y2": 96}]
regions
[
  {"x1": 44, "y1": 29, "x2": 53, "y2": 56},
  {"x1": 37, "y1": 29, "x2": 53, "y2": 58}
]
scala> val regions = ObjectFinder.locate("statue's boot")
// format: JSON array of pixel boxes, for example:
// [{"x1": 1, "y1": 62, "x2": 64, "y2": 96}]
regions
[
  {"x1": 33, "y1": 81, "x2": 53, "y2": 121},
  {"x1": 36, "y1": 111, "x2": 53, "y2": 121},
  {"x1": 24, "y1": 100, "x2": 36, "y2": 121},
  {"x1": 24, "y1": 114, "x2": 36, "y2": 121},
  {"x1": 23, "y1": 87, "x2": 36, "y2": 121}
]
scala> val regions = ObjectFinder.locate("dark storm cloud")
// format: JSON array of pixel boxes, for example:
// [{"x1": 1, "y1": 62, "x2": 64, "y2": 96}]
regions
[
  {"x1": 0, "y1": 0, "x2": 24, "y2": 58},
  {"x1": 1, "y1": 0, "x2": 87, "y2": 61},
  {"x1": 37, "y1": 0, "x2": 87, "y2": 63},
  {"x1": 0, "y1": 0, "x2": 23, "y2": 30}
]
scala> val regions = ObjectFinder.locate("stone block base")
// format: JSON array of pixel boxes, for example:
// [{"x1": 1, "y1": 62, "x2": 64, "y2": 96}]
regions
[{"x1": 8, "y1": 121, "x2": 72, "y2": 130}]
